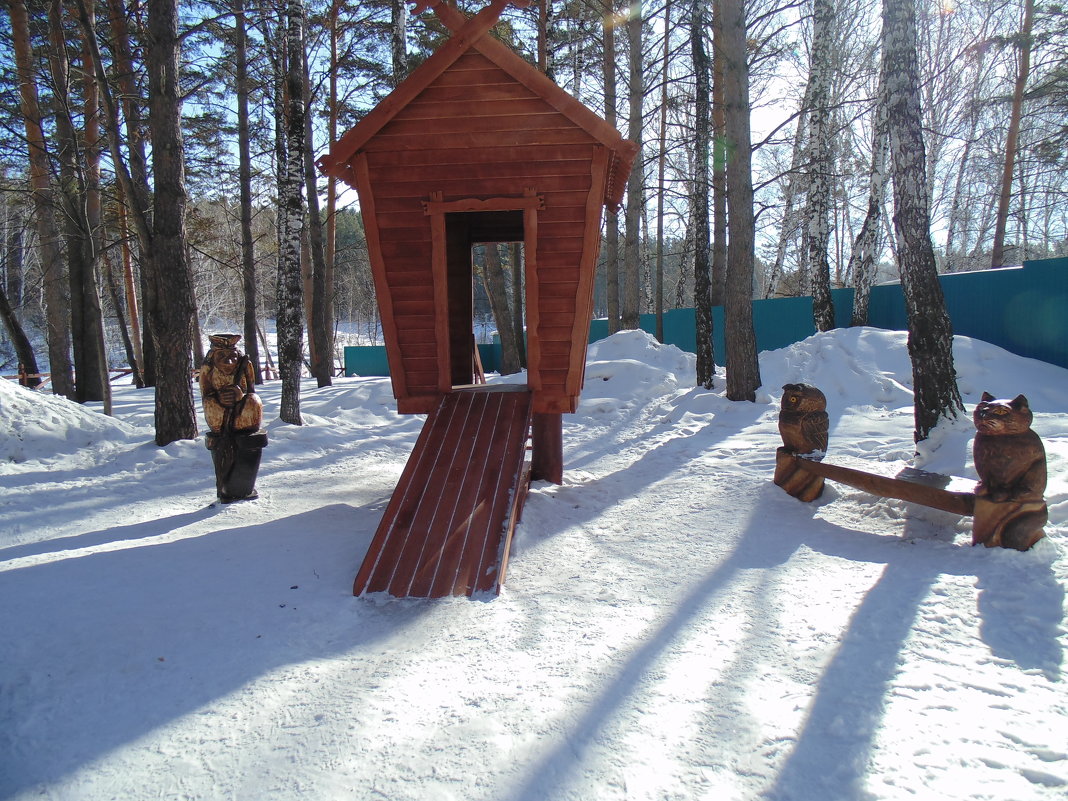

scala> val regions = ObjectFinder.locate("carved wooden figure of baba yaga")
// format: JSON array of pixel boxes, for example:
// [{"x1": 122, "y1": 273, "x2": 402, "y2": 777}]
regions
[
  {"x1": 773, "y1": 383, "x2": 830, "y2": 502},
  {"x1": 971, "y1": 392, "x2": 1047, "y2": 549},
  {"x1": 200, "y1": 333, "x2": 268, "y2": 502}
]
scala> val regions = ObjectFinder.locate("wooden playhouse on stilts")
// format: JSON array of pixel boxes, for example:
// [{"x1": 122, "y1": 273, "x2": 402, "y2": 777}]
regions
[{"x1": 317, "y1": 0, "x2": 636, "y2": 598}]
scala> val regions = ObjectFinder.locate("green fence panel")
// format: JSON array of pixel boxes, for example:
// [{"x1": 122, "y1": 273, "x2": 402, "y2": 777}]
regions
[
  {"x1": 344, "y1": 345, "x2": 390, "y2": 377},
  {"x1": 867, "y1": 258, "x2": 1068, "y2": 369},
  {"x1": 343, "y1": 343, "x2": 502, "y2": 377},
  {"x1": 343, "y1": 258, "x2": 1068, "y2": 377}
]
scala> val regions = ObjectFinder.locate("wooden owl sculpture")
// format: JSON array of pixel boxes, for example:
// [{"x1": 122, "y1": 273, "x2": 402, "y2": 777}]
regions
[{"x1": 778, "y1": 383, "x2": 829, "y2": 456}]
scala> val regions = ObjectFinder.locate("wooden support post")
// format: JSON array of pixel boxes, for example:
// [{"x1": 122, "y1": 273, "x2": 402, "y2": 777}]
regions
[
  {"x1": 531, "y1": 412, "x2": 562, "y2": 484},
  {"x1": 774, "y1": 447, "x2": 825, "y2": 502}
]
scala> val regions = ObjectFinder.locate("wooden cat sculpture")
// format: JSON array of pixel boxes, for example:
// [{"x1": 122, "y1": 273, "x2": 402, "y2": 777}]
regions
[{"x1": 971, "y1": 392, "x2": 1047, "y2": 550}]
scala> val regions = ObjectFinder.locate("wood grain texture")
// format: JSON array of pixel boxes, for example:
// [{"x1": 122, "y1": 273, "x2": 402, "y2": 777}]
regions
[
  {"x1": 788, "y1": 453, "x2": 976, "y2": 516},
  {"x1": 353, "y1": 153, "x2": 407, "y2": 401},
  {"x1": 354, "y1": 386, "x2": 533, "y2": 597},
  {"x1": 318, "y1": 3, "x2": 634, "y2": 417},
  {"x1": 567, "y1": 145, "x2": 610, "y2": 397},
  {"x1": 317, "y1": 2, "x2": 517, "y2": 173}
]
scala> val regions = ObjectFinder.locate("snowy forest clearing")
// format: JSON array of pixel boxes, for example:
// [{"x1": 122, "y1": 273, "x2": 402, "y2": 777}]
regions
[{"x1": 1, "y1": 328, "x2": 1066, "y2": 801}]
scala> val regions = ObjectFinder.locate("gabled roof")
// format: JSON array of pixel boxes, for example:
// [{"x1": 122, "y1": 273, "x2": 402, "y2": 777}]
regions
[{"x1": 316, "y1": 0, "x2": 637, "y2": 208}]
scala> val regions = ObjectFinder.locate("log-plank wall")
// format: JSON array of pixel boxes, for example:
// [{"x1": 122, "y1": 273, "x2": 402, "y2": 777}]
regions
[{"x1": 358, "y1": 51, "x2": 605, "y2": 414}]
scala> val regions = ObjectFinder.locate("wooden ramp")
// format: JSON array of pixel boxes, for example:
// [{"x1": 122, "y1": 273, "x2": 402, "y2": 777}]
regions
[{"x1": 355, "y1": 385, "x2": 533, "y2": 598}]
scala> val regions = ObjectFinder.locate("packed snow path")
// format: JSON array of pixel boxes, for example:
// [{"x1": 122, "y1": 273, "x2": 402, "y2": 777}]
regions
[{"x1": 1, "y1": 328, "x2": 1065, "y2": 800}]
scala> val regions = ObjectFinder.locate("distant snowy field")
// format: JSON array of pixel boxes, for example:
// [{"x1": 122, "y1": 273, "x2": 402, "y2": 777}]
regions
[{"x1": 1, "y1": 327, "x2": 1065, "y2": 801}]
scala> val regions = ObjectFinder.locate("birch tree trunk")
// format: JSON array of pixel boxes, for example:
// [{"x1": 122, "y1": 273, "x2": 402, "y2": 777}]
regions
[
  {"x1": 806, "y1": 0, "x2": 836, "y2": 332},
  {"x1": 9, "y1": 0, "x2": 74, "y2": 398},
  {"x1": 654, "y1": 0, "x2": 671, "y2": 343},
  {"x1": 882, "y1": 0, "x2": 963, "y2": 441},
  {"x1": 764, "y1": 89, "x2": 810, "y2": 299},
  {"x1": 511, "y1": 243, "x2": 526, "y2": 367},
  {"x1": 276, "y1": 0, "x2": 306, "y2": 425},
  {"x1": 692, "y1": 0, "x2": 715, "y2": 388},
  {"x1": 943, "y1": 47, "x2": 987, "y2": 273},
  {"x1": 479, "y1": 245, "x2": 521, "y2": 375},
  {"x1": 537, "y1": 0, "x2": 549, "y2": 74},
  {"x1": 720, "y1": 0, "x2": 761, "y2": 402},
  {"x1": 621, "y1": 0, "x2": 643, "y2": 331},
  {"x1": 391, "y1": 0, "x2": 408, "y2": 85},
  {"x1": 849, "y1": 65, "x2": 889, "y2": 326}
]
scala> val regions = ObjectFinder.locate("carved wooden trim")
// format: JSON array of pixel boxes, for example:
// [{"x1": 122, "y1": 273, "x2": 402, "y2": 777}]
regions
[
  {"x1": 566, "y1": 145, "x2": 611, "y2": 397},
  {"x1": 423, "y1": 192, "x2": 545, "y2": 216},
  {"x1": 422, "y1": 190, "x2": 542, "y2": 393},
  {"x1": 426, "y1": 191, "x2": 452, "y2": 392},
  {"x1": 523, "y1": 193, "x2": 542, "y2": 392},
  {"x1": 353, "y1": 153, "x2": 408, "y2": 400}
]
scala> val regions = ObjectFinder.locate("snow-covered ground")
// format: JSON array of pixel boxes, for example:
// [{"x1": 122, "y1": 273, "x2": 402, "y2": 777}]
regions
[{"x1": 1, "y1": 327, "x2": 1065, "y2": 801}]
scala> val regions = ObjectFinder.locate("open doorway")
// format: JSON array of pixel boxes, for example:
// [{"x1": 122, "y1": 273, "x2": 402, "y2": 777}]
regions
[
  {"x1": 472, "y1": 241, "x2": 526, "y2": 377},
  {"x1": 444, "y1": 210, "x2": 526, "y2": 386}
]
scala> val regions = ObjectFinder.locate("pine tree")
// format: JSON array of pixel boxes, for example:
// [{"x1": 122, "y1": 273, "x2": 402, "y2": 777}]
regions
[
  {"x1": 720, "y1": 0, "x2": 761, "y2": 402},
  {"x1": 691, "y1": 0, "x2": 715, "y2": 388},
  {"x1": 8, "y1": 0, "x2": 74, "y2": 398},
  {"x1": 145, "y1": 0, "x2": 199, "y2": 444}
]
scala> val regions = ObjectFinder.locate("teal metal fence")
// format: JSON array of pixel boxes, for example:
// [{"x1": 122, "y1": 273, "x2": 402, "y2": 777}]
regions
[
  {"x1": 345, "y1": 342, "x2": 503, "y2": 378},
  {"x1": 344, "y1": 257, "x2": 1068, "y2": 377}
]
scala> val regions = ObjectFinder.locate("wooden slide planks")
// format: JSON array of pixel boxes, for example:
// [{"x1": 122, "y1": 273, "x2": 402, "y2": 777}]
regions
[{"x1": 354, "y1": 385, "x2": 533, "y2": 598}]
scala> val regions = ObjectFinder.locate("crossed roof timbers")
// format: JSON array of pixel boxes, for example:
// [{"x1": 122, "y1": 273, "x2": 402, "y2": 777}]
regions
[{"x1": 315, "y1": 0, "x2": 636, "y2": 204}]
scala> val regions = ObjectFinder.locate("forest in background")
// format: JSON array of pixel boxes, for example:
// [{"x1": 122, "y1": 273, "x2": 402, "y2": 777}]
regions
[{"x1": 0, "y1": 0, "x2": 1065, "y2": 439}]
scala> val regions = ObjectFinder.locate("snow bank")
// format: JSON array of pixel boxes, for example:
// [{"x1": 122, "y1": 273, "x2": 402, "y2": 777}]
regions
[{"x1": 0, "y1": 379, "x2": 137, "y2": 467}]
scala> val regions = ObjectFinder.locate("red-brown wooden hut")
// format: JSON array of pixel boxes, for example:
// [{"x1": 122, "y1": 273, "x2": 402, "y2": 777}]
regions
[
  {"x1": 317, "y1": 0, "x2": 635, "y2": 596},
  {"x1": 317, "y1": 0, "x2": 636, "y2": 477}
]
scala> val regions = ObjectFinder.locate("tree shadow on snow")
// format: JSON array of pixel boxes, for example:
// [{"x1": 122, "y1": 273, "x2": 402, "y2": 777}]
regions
[
  {"x1": 504, "y1": 482, "x2": 1063, "y2": 801},
  {"x1": 504, "y1": 485, "x2": 809, "y2": 801},
  {"x1": 764, "y1": 506, "x2": 1063, "y2": 801},
  {"x1": 0, "y1": 507, "x2": 221, "y2": 562},
  {"x1": 0, "y1": 502, "x2": 430, "y2": 799}
]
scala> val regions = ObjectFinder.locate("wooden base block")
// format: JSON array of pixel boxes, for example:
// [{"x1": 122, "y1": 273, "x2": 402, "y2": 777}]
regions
[
  {"x1": 774, "y1": 448, "x2": 825, "y2": 502},
  {"x1": 972, "y1": 497, "x2": 1046, "y2": 550}
]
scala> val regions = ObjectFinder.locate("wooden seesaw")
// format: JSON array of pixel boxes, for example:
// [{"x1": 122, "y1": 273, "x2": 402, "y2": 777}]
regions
[{"x1": 773, "y1": 384, "x2": 1047, "y2": 551}]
